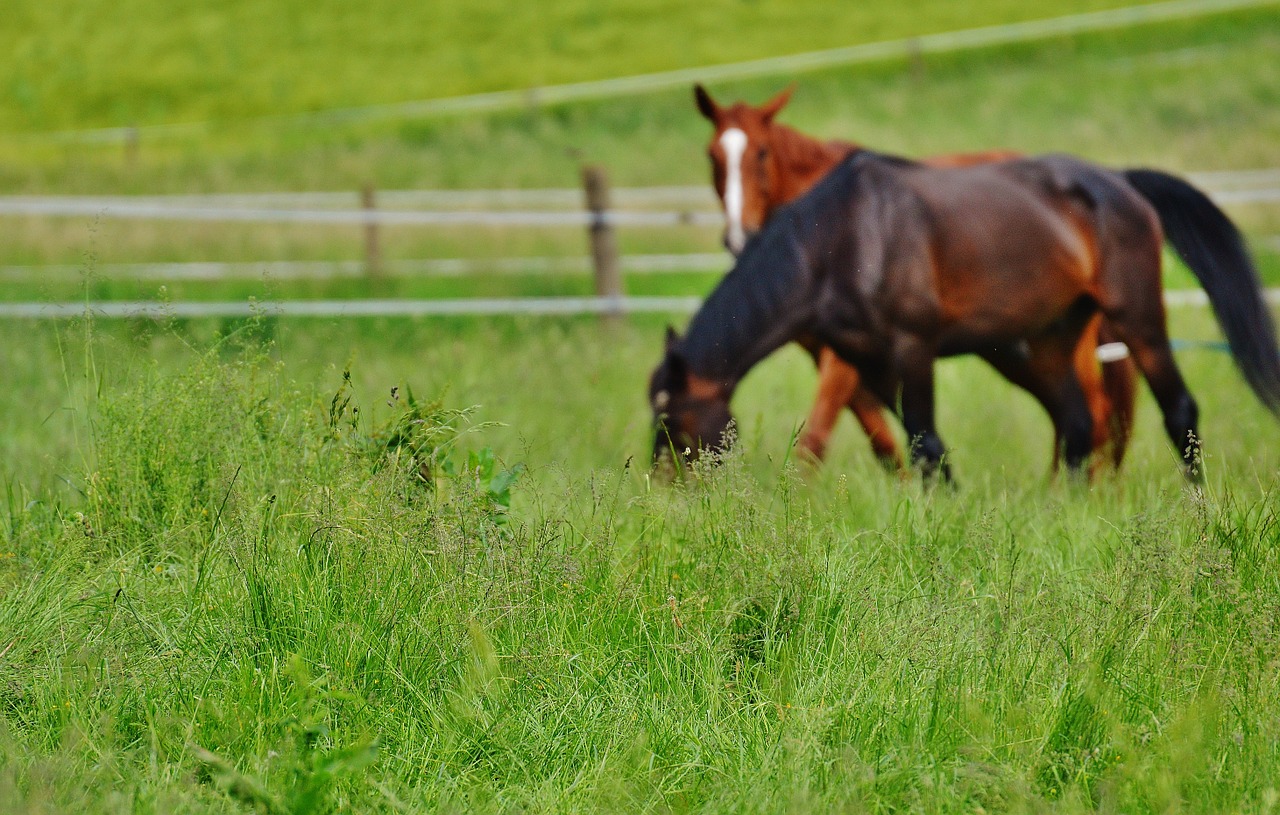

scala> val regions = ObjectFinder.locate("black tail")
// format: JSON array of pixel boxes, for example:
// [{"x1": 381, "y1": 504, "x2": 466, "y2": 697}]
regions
[{"x1": 1124, "y1": 168, "x2": 1280, "y2": 414}]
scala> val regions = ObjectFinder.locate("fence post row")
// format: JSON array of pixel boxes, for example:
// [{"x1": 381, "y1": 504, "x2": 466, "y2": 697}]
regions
[{"x1": 581, "y1": 165, "x2": 624, "y2": 322}]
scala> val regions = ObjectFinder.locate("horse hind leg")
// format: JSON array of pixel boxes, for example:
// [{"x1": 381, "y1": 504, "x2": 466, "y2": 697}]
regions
[
  {"x1": 1071, "y1": 313, "x2": 1141, "y2": 476},
  {"x1": 1073, "y1": 316, "x2": 1110, "y2": 460},
  {"x1": 1100, "y1": 231, "x2": 1198, "y2": 481},
  {"x1": 1027, "y1": 331, "x2": 1096, "y2": 476},
  {"x1": 1096, "y1": 321, "x2": 1138, "y2": 470},
  {"x1": 1057, "y1": 365, "x2": 1096, "y2": 475},
  {"x1": 1118, "y1": 324, "x2": 1202, "y2": 480},
  {"x1": 979, "y1": 336, "x2": 1095, "y2": 478}
]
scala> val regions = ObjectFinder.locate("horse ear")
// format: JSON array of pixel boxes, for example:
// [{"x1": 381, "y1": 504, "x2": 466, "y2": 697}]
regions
[
  {"x1": 665, "y1": 324, "x2": 682, "y2": 351},
  {"x1": 760, "y1": 84, "x2": 795, "y2": 122},
  {"x1": 652, "y1": 343, "x2": 688, "y2": 410},
  {"x1": 694, "y1": 84, "x2": 720, "y2": 122},
  {"x1": 664, "y1": 349, "x2": 688, "y2": 390}
]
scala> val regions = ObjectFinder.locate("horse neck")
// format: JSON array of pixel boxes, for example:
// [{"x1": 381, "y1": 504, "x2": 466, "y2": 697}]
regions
[
  {"x1": 680, "y1": 218, "x2": 822, "y2": 389},
  {"x1": 767, "y1": 123, "x2": 859, "y2": 212}
]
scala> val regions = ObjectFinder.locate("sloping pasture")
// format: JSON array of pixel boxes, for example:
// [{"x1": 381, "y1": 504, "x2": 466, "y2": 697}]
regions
[{"x1": 2, "y1": 2, "x2": 1280, "y2": 812}]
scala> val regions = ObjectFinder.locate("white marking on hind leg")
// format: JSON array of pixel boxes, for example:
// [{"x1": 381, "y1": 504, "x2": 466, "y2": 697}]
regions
[{"x1": 1095, "y1": 342, "x2": 1130, "y2": 363}]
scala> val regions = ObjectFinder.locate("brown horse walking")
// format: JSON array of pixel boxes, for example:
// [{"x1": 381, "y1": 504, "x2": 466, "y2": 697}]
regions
[
  {"x1": 694, "y1": 84, "x2": 1137, "y2": 473},
  {"x1": 651, "y1": 151, "x2": 1280, "y2": 482}
]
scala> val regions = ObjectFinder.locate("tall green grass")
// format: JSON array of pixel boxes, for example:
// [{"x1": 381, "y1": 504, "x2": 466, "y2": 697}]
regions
[
  {"x1": 3, "y1": 2, "x2": 1280, "y2": 806},
  {"x1": 2, "y1": 315, "x2": 1280, "y2": 812}
]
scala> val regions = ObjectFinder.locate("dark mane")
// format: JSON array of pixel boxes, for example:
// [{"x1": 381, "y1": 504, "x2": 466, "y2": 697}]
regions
[{"x1": 678, "y1": 151, "x2": 895, "y2": 385}]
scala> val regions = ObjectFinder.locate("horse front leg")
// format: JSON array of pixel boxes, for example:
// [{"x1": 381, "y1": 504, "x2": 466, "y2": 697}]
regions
[
  {"x1": 895, "y1": 338, "x2": 952, "y2": 483},
  {"x1": 800, "y1": 347, "x2": 903, "y2": 470},
  {"x1": 798, "y1": 346, "x2": 854, "y2": 463}
]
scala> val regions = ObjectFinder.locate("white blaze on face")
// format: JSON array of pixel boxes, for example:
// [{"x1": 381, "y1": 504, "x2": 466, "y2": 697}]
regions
[{"x1": 719, "y1": 127, "x2": 748, "y2": 255}]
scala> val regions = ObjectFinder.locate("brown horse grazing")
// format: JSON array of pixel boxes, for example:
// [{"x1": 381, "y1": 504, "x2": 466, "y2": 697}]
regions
[
  {"x1": 650, "y1": 151, "x2": 1280, "y2": 482},
  {"x1": 694, "y1": 84, "x2": 1137, "y2": 473}
]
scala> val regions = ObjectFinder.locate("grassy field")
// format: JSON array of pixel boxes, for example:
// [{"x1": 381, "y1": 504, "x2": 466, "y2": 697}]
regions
[
  {"x1": 0, "y1": 4, "x2": 1277, "y2": 285},
  {"x1": 2, "y1": 3, "x2": 1279, "y2": 195},
  {"x1": 0, "y1": 0, "x2": 1167, "y2": 135},
  {"x1": 2, "y1": 311, "x2": 1280, "y2": 813},
  {"x1": 4, "y1": 1, "x2": 1280, "y2": 812}
]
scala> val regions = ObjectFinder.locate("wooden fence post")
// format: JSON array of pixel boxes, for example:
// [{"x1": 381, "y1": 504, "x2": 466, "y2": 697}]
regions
[
  {"x1": 906, "y1": 38, "x2": 926, "y2": 82},
  {"x1": 581, "y1": 165, "x2": 623, "y2": 322},
  {"x1": 124, "y1": 126, "x2": 139, "y2": 171},
  {"x1": 362, "y1": 183, "x2": 382, "y2": 279}
]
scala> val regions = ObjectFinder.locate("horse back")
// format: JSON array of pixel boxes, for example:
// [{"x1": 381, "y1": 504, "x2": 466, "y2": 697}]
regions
[
  {"x1": 904, "y1": 159, "x2": 1099, "y2": 272},
  {"x1": 866, "y1": 156, "x2": 1152, "y2": 337}
]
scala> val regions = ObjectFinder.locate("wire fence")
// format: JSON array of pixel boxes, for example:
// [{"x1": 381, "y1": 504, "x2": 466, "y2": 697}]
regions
[
  {"x1": 2, "y1": 289, "x2": 1276, "y2": 321},
  {"x1": 0, "y1": 172, "x2": 1276, "y2": 228},
  {"x1": 0, "y1": 296, "x2": 704, "y2": 320},
  {"x1": 0, "y1": 187, "x2": 717, "y2": 211},
  {"x1": 1, "y1": 168, "x2": 1272, "y2": 213},
  {"x1": 0, "y1": 197, "x2": 723, "y2": 228},
  {"x1": 0, "y1": 254, "x2": 730, "y2": 282},
  {"x1": 0, "y1": 171, "x2": 1274, "y2": 281},
  {"x1": 0, "y1": 168, "x2": 1276, "y2": 320}
]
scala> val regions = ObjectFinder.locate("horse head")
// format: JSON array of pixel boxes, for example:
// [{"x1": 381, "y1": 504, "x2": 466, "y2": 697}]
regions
[
  {"x1": 648, "y1": 325, "x2": 735, "y2": 468},
  {"x1": 694, "y1": 83, "x2": 794, "y2": 255}
]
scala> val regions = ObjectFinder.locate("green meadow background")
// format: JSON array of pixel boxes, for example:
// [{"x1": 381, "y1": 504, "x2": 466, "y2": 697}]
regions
[{"x1": 3, "y1": 1, "x2": 1280, "y2": 812}]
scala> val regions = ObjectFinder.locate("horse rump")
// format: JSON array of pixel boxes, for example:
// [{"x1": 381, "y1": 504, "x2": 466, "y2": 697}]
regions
[{"x1": 1124, "y1": 168, "x2": 1280, "y2": 413}]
